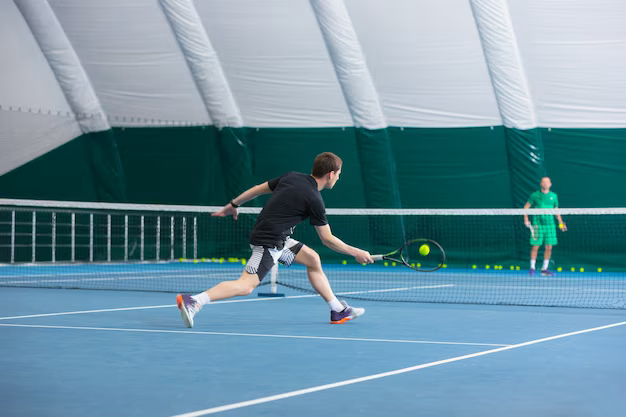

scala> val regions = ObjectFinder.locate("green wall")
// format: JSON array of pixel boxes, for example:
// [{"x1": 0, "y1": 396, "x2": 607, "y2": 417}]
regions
[{"x1": 2, "y1": 126, "x2": 626, "y2": 269}]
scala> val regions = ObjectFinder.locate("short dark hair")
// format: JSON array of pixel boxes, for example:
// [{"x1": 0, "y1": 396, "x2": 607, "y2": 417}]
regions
[{"x1": 312, "y1": 152, "x2": 342, "y2": 178}]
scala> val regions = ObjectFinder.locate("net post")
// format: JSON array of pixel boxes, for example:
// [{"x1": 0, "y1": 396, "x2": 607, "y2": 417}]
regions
[
  {"x1": 10, "y1": 211, "x2": 15, "y2": 263},
  {"x1": 89, "y1": 214, "x2": 94, "y2": 262},
  {"x1": 31, "y1": 211, "x2": 36, "y2": 262},
  {"x1": 182, "y1": 217, "x2": 187, "y2": 259},
  {"x1": 51, "y1": 212, "x2": 56, "y2": 263},
  {"x1": 124, "y1": 215, "x2": 128, "y2": 261},
  {"x1": 71, "y1": 213, "x2": 75, "y2": 262},
  {"x1": 258, "y1": 263, "x2": 284, "y2": 297},
  {"x1": 193, "y1": 217, "x2": 197, "y2": 259},
  {"x1": 156, "y1": 216, "x2": 161, "y2": 261},
  {"x1": 107, "y1": 214, "x2": 112, "y2": 262},
  {"x1": 140, "y1": 215, "x2": 145, "y2": 261},
  {"x1": 170, "y1": 216, "x2": 175, "y2": 260}
]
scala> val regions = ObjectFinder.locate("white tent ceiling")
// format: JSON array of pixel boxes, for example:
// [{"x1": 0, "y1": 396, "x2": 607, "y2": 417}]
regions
[{"x1": 1, "y1": 0, "x2": 626, "y2": 175}]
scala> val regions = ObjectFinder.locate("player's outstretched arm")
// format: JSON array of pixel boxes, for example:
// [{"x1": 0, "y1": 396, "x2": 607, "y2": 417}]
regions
[
  {"x1": 314, "y1": 224, "x2": 373, "y2": 264},
  {"x1": 212, "y1": 182, "x2": 273, "y2": 220}
]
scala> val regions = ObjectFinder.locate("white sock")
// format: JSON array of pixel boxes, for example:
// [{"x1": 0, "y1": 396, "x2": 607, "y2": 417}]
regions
[
  {"x1": 542, "y1": 259, "x2": 550, "y2": 270},
  {"x1": 327, "y1": 297, "x2": 344, "y2": 312},
  {"x1": 192, "y1": 292, "x2": 211, "y2": 307},
  {"x1": 530, "y1": 260, "x2": 536, "y2": 269}
]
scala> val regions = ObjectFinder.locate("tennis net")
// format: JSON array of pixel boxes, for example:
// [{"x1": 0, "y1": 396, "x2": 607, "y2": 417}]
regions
[{"x1": 1, "y1": 199, "x2": 625, "y2": 309}]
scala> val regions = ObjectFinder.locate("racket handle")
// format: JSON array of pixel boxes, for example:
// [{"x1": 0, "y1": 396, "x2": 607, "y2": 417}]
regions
[{"x1": 371, "y1": 254, "x2": 384, "y2": 262}]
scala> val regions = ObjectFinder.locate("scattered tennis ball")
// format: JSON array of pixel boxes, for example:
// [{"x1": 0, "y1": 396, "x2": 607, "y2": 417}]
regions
[
  {"x1": 193, "y1": 259, "x2": 198, "y2": 264},
  {"x1": 384, "y1": 262, "x2": 388, "y2": 267},
  {"x1": 419, "y1": 244, "x2": 430, "y2": 256},
  {"x1": 201, "y1": 258, "x2": 206, "y2": 262},
  {"x1": 571, "y1": 267, "x2": 576, "y2": 272},
  {"x1": 515, "y1": 266, "x2": 520, "y2": 271},
  {"x1": 411, "y1": 263, "x2": 416, "y2": 267},
  {"x1": 417, "y1": 263, "x2": 421, "y2": 268},
  {"x1": 486, "y1": 265, "x2": 490, "y2": 269},
  {"x1": 342, "y1": 260, "x2": 347, "y2": 265},
  {"x1": 557, "y1": 267, "x2": 562, "y2": 272},
  {"x1": 241, "y1": 259, "x2": 246, "y2": 265},
  {"x1": 442, "y1": 264, "x2": 447, "y2": 268},
  {"x1": 179, "y1": 258, "x2": 184, "y2": 262},
  {"x1": 392, "y1": 262, "x2": 396, "y2": 267},
  {"x1": 510, "y1": 265, "x2": 514, "y2": 270},
  {"x1": 598, "y1": 268, "x2": 602, "y2": 272},
  {"x1": 472, "y1": 265, "x2": 477, "y2": 269},
  {"x1": 580, "y1": 267, "x2": 584, "y2": 272}
]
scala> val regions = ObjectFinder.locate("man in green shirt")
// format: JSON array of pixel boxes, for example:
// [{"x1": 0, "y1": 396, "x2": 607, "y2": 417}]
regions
[{"x1": 523, "y1": 177, "x2": 567, "y2": 276}]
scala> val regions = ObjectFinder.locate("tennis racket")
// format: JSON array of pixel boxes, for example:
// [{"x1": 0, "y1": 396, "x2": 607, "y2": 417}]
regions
[
  {"x1": 526, "y1": 223, "x2": 537, "y2": 239},
  {"x1": 371, "y1": 239, "x2": 446, "y2": 272}
]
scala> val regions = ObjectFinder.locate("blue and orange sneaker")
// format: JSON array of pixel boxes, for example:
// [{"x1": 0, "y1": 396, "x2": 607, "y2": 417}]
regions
[
  {"x1": 176, "y1": 294, "x2": 200, "y2": 328},
  {"x1": 330, "y1": 300, "x2": 365, "y2": 324},
  {"x1": 541, "y1": 269, "x2": 555, "y2": 277}
]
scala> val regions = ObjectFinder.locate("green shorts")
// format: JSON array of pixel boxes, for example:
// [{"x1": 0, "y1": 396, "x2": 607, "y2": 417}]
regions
[{"x1": 530, "y1": 223, "x2": 558, "y2": 246}]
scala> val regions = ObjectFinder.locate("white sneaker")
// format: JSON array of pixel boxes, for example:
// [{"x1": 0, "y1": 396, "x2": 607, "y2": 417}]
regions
[{"x1": 176, "y1": 294, "x2": 201, "y2": 328}]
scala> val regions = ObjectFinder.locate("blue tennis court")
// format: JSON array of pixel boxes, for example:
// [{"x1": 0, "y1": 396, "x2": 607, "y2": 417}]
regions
[{"x1": 2, "y1": 273, "x2": 625, "y2": 417}]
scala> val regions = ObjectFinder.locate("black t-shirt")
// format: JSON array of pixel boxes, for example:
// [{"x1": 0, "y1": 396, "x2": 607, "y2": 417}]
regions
[{"x1": 249, "y1": 172, "x2": 328, "y2": 248}]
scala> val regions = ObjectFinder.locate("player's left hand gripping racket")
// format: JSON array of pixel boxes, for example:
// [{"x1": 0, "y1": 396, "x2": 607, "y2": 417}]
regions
[{"x1": 371, "y1": 239, "x2": 446, "y2": 272}]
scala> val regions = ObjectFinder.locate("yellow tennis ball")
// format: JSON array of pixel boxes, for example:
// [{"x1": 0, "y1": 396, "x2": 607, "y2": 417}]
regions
[
  {"x1": 580, "y1": 268, "x2": 584, "y2": 272},
  {"x1": 486, "y1": 265, "x2": 490, "y2": 269},
  {"x1": 597, "y1": 268, "x2": 602, "y2": 273},
  {"x1": 557, "y1": 267, "x2": 562, "y2": 272},
  {"x1": 559, "y1": 223, "x2": 564, "y2": 230},
  {"x1": 419, "y1": 244, "x2": 430, "y2": 256},
  {"x1": 342, "y1": 260, "x2": 347, "y2": 265},
  {"x1": 472, "y1": 265, "x2": 477, "y2": 269}
]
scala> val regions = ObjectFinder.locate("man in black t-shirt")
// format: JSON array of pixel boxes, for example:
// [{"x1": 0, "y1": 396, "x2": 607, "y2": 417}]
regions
[{"x1": 177, "y1": 152, "x2": 373, "y2": 328}]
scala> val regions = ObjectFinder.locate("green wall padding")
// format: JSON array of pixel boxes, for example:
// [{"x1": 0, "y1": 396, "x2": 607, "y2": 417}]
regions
[
  {"x1": 247, "y1": 127, "x2": 367, "y2": 209},
  {"x1": 86, "y1": 130, "x2": 128, "y2": 203},
  {"x1": 114, "y1": 126, "x2": 226, "y2": 205},
  {"x1": 215, "y1": 127, "x2": 255, "y2": 204},
  {"x1": 542, "y1": 128, "x2": 626, "y2": 207},
  {"x1": 389, "y1": 127, "x2": 513, "y2": 208},
  {"x1": 504, "y1": 127, "x2": 546, "y2": 208},
  {"x1": 0, "y1": 134, "x2": 100, "y2": 201}
]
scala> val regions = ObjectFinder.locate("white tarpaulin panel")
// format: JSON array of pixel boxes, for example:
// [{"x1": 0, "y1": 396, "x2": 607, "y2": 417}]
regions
[
  {"x1": 508, "y1": 0, "x2": 626, "y2": 128},
  {"x1": 310, "y1": 0, "x2": 386, "y2": 129},
  {"x1": 49, "y1": 0, "x2": 210, "y2": 126},
  {"x1": 159, "y1": 0, "x2": 242, "y2": 128},
  {"x1": 0, "y1": 1, "x2": 81, "y2": 176},
  {"x1": 345, "y1": 0, "x2": 502, "y2": 127},
  {"x1": 195, "y1": 0, "x2": 352, "y2": 127},
  {"x1": 469, "y1": 0, "x2": 537, "y2": 129}
]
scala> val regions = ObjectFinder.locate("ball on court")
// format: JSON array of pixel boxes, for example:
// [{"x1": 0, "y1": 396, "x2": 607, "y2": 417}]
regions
[
  {"x1": 419, "y1": 244, "x2": 430, "y2": 256},
  {"x1": 342, "y1": 260, "x2": 347, "y2": 265},
  {"x1": 472, "y1": 265, "x2": 477, "y2": 269},
  {"x1": 557, "y1": 267, "x2": 562, "y2": 272},
  {"x1": 598, "y1": 268, "x2": 602, "y2": 273}
]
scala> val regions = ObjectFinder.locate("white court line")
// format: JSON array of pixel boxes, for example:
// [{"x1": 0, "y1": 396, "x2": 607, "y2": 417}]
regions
[
  {"x1": 0, "y1": 323, "x2": 509, "y2": 347},
  {"x1": 0, "y1": 285, "x2": 450, "y2": 321},
  {"x1": 0, "y1": 296, "x2": 294, "y2": 321},
  {"x1": 0, "y1": 273, "x2": 238, "y2": 285},
  {"x1": 171, "y1": 320, "x2": 626, "y2": 417}
]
